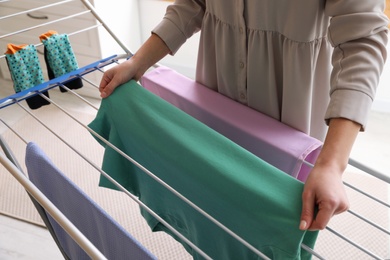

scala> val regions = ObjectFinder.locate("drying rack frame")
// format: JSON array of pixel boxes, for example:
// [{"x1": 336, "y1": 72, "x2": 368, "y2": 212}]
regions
[{"x1": 0, "y1": 0, "x2": 389, "y2": 259}]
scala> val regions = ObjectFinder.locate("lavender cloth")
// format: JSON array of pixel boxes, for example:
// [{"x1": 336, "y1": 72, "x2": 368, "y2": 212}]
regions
[
  {"x1": 140, "y1": 67, "x2": 322, "y2": 182},
  {"x1": 25, "y1": 142, "x2": 157, "y2": 260}
]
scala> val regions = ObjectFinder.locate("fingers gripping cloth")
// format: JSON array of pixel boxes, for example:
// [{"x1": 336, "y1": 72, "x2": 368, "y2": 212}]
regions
[
  {"x1": 5, "y1": 44, "x2": 50, "y2": 109},
  {"x1": 39, "y1": 30, "x2": 83, "y2": 92}
]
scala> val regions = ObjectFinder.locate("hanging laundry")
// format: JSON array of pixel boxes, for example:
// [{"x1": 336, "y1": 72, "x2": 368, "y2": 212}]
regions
[
  {"x1": 89, "y1": 80, "x2": 319, "y2": 260},
  {"x1": 39, "y1": 30, "x2": 83, "y2": 92},
  {"x1": 25, "y1": 142, "x2": 157, "y2": 260},
  {"x1": 5, "y1": 43, "x2": 50, "y2": 109},
  {"x1": 140, "y1": 66, "x2": 323, "y2": 182}
]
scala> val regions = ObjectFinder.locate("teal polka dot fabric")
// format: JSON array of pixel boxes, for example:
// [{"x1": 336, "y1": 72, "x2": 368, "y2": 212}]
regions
[
  {"x1": 5, "y1": 45, "x2": 44, "y2": 93},
  {"x1": 41, "y1": 34, "x2": 79, "y2": 78}
]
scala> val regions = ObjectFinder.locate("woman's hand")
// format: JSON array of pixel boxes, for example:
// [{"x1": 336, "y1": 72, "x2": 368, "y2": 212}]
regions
[
  {"x1": 99, "y1": 59, "x2": 141, "y2": 98},
  {"x1": 300, "y1": 164, "x2": 349, "y2": 230},
  {"x1": 299, "y1": 118, "x2": 360, "y2": 230},
  {"x1": 99, "y1": 33, "x2": 171, "y2": 98}
]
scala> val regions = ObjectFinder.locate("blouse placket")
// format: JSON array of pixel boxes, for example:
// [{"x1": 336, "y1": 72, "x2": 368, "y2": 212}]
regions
[{"x1": 236, "y1": 0, "x2": 248, "y2": 104}]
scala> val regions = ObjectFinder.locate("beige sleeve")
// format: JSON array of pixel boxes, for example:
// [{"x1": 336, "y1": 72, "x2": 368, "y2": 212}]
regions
[
  {"x1": 152, "y1": 0, "x2": 205, "y2": 55},
  {"x1": 325, "y1": 0, "x2": 389, "y2": 130}
]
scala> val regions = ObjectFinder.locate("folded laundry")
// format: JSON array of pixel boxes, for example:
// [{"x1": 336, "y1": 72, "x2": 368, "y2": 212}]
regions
[{"x1": 89, "y1": 80, "x2": 318, "y2": 260}]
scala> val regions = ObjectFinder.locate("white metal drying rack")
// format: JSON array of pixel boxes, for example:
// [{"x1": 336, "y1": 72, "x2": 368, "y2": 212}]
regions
[{"x1": 0, "y1": 0, "x2": 389, "y2": 259}]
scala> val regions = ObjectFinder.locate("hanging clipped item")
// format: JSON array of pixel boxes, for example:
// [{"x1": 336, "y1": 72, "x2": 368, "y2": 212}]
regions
[
  {"x1": 5, "y1": 43, "x2": 50, "y2": 109},
  {"x1": 39, "y1": 30, "x2": 83, "y2": 92}
]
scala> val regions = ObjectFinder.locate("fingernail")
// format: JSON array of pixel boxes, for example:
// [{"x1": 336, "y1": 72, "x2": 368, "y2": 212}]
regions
[
  {"x1": 101, "y1": 92, "x2": 106, "y2": 98},
  {"x1": 299, "y1": 220, "x2": 307, "y2": 230}
]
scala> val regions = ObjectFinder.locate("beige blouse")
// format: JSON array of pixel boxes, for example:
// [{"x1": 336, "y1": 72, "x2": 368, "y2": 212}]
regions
[{"x1": 153, "y1": 0, "x2": 389, "y2": 141}]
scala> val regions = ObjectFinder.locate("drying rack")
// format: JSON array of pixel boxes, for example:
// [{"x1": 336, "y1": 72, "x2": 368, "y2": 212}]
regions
[{"x1": 0, "y1": 0, "x2": 389, "y2": 259}]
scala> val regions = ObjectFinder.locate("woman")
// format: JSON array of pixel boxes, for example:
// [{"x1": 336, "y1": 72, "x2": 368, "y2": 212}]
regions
[{"x1": 99, "y1": 0, "x2": 389, "y2": 231}]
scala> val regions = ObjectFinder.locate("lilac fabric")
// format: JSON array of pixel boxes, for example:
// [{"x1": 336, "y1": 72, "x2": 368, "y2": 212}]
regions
[
  {"x1": 140, "y1": 67, "x2": 322, "y2": 182},
  {"x1": 25, "y1": 142, "x2": 157, "y2": 260}
]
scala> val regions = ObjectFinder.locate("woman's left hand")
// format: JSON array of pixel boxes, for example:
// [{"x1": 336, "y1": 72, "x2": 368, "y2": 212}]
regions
[
  {"x1": 299, "y1": 118, "x2": 360, "y2": 230},
  {"x1": 299, "y1": 163, "x2": 349, "y2": 230}
]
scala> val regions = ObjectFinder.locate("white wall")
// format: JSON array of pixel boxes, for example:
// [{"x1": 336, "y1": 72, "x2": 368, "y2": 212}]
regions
[
  {"x1": 95, "y1": 0, "x2": 199, "y2": 78},
  {"x1": 373, "y1": 46, "x2": 390, "y2": 113},
  {"x1": 94, "y1": 0, "x2": 142, "y2": 57},
  {"x1": 138, "y1": 0, "x2": 199, "y2": 79}
]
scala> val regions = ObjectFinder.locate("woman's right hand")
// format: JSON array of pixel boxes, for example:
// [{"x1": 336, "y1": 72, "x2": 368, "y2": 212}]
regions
[
  {"x1": 99, "y1": 58, "x2": 143, "y2": 98},
  {"x1": 99, "y1": 33, "x2": 171, "y2": 98}
]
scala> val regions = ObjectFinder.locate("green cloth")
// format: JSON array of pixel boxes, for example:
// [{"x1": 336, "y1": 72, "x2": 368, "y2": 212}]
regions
[{"x1": 88, "y1": 80, "x2": 318, "y2": 260}]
